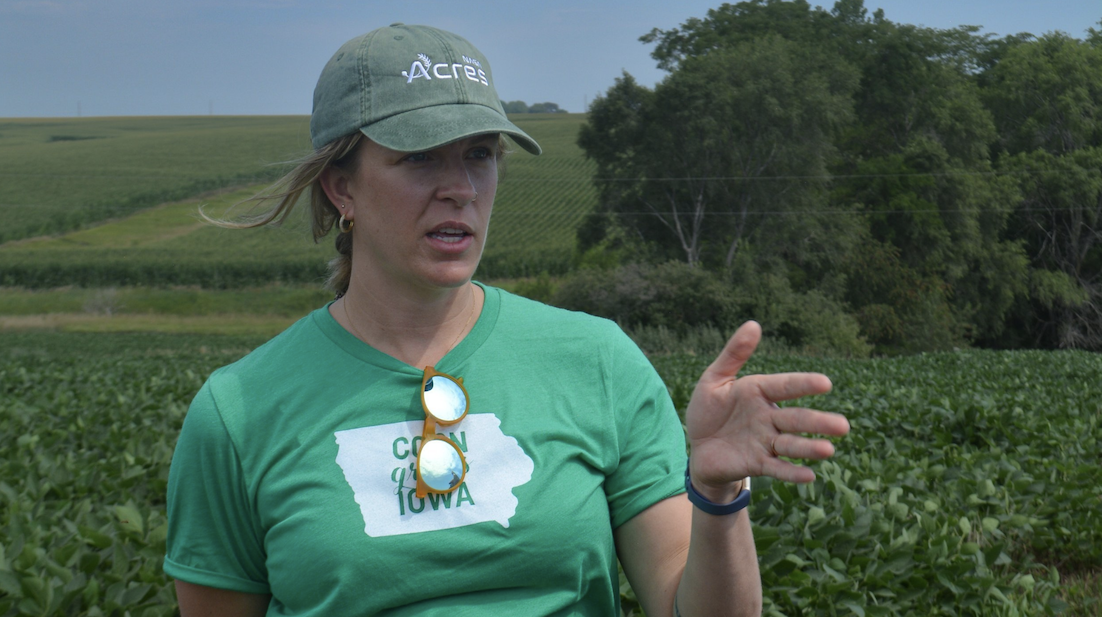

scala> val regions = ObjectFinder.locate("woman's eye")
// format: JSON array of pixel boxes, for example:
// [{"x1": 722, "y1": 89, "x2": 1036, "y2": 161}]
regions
[
  {"x1": 404, "y1": 152, "x2": 430, "y2": 163},
  {"x1": 468, "y1": 147, "x2": 493, "y2": 160}
]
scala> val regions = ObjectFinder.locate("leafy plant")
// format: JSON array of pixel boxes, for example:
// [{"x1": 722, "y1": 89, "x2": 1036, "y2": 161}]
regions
[{"x1": 2, "y1": 333, "x2": 1096, "y2": 615}]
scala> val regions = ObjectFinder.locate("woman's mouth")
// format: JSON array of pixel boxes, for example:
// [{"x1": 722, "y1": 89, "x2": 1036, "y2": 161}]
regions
[{"x1": 428, "y1": 227, "x2": 469, "y2": 243}]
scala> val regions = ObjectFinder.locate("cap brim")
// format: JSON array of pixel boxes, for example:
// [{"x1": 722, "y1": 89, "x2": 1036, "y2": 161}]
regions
[{"x1": 360, "y1": 104, "x2": 541, "y2": 155}]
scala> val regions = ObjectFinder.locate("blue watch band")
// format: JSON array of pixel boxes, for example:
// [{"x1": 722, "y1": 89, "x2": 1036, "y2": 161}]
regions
[{"x1": 685, "y1": 461, "x2": 751, "y2": 515}]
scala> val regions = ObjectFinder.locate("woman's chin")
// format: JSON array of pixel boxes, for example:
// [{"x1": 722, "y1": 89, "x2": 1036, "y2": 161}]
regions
[{"x1": 417, "y1": 262, "x2": 481, "y2": 291}]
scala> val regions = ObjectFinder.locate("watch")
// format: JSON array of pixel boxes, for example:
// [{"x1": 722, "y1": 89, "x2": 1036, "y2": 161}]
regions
[{"x1": 685, "y1": 461, "x2": 752, "y2": 515}]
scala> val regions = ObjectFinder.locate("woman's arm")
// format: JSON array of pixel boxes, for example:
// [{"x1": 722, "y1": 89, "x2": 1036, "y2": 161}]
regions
[
  {"x1": 617, "y1": 321, "x2": 849, "y2": 617},
  {"x1": 175, "y1": 581, "x2": 271, "y2": 617},
  {"x1": 615, "y1": 493, "x2": 761, "y2": 617}
]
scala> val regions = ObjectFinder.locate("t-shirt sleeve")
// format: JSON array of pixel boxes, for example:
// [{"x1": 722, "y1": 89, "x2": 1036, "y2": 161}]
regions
[
  {"x1": 602, "y1": 330, "x2": 688, "y2": 529},
  {"x1": 163, "y1": 380, "x2": 270, "y2": 594}
]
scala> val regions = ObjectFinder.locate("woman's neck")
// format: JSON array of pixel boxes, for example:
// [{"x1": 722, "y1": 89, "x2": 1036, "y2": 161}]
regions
[{"x1": 333, "y1": 279, "x2": 483, "y2": 368}]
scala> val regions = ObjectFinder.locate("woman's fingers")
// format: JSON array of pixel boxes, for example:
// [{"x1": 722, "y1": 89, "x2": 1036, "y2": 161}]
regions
[
  {"x1": 770, "y1": 406, "x2": 851, "y2": 438},
  {"x1": 749, "y1": 372, "x2": 833, "y2": 402},
  {"x1": 760, "y1": 457, "x2": 819, "y2": 484},
  {"x1": 771, "y1": 433, "x2": 837, "y2": 460},
  {"x1": 688, "y1": 324, "x2": 852, "y2": 485},
  {"x1": 701, "y1": 321, "x2": 762, "y2": 385}
]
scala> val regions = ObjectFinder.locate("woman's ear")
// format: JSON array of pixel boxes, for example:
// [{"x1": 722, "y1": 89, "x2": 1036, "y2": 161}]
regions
[{"x1": 318, "y1": 166, "x2": 355, "y2": 215}]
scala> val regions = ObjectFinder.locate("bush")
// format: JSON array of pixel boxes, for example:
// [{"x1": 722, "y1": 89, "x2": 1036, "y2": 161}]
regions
[
  {"x1": 498, "y1": 272, "x2": 558, "y2": 304},
  {"x1": 734, "y1": 273, "x2": 872, "y2": 358},
  {"x1": 550, "y1": 262, "x2": 872, "y2": 357},
  {"x1": 551, "y1": 262, "x2": 738, "y2": 333}
]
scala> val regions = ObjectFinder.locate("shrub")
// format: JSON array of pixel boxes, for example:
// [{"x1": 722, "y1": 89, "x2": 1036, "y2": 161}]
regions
[
  {"x1": 551, "y1": 262, "x2": 738, "y2": 333},
  {"x1": 733, "y1": 273, "x2": 872, "y2": 358},
  {"x1": 551, "y1": 262, "x2": 872, "y2": 357}
]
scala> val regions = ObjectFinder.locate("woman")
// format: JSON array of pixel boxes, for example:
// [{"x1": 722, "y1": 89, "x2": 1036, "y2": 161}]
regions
[{"x1": 164, "y1": 23, "x2": 850, "y2": 616}]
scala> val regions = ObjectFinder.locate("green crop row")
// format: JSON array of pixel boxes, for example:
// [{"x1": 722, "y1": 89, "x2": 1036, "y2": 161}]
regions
[
  {"x1": 0, "y1": 252, "x2": 327, "y2": 290},
  {"x1": 1, "y1": 333, "x2": 1098, "y2": 616},
  {"x1": 0, "y1": 286, "x2": 332, "y2": 318},
  {"x1": 0, "y1": 117, "x2": 312, "y2": 244},
  {"x1": 0, "y1": 114, "x2": 595, "y2": 288}
]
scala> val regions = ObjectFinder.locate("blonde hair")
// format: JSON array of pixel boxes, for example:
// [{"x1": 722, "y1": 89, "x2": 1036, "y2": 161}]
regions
[
  {"x1": 206, "y1": 133, "x2": 510, "y2": 297},
  {"x1": 203, "y1": 132, "x2": 364, "y2": 296}
]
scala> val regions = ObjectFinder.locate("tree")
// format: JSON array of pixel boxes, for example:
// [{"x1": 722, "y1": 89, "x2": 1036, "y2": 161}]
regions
[
  {"x1": 578, "y1": 35, "x2": 858, "y2": 270},
  {"x1": 1000, "y1": 148, "x2": 1102, "y2": 349},
  {"x1": 641, "y1": 0, "x2": 847, "y2": 72},
  {"x1": 528, "y1": 102, "x2": 566, "y2": 113},
  {"x1": 500, "y1": 100, "x2": 567, "y2": 114},
  {"x1": 982, "y1": 34, "x2": 1102, "y2": 349},
  {"x1": 984, "y1": 33, "x2": 1102, "y2": 155}
]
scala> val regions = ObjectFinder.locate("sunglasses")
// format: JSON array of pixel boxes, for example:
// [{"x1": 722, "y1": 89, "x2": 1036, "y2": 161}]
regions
[{"x1": 416, "y1": 366, "x2": 470, "y2": 499}]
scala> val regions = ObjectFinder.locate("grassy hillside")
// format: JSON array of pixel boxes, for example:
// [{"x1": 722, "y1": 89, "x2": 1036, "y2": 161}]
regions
[
  {"x1": 0, "y1": 113, "x2": 595, "y2": 287},
  {"x1": 0, "y1": 116, "x2": 311, "y2": 244}
]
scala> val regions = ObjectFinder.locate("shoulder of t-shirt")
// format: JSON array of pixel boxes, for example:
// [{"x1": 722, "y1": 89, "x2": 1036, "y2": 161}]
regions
[
  {"x1": 484, "y1": 285, "x2": 646, "y2": 362},
  {"x1": 489, "y1": 285, "x2": 622, "y2": 334},
  {"x1": 210, "y1": 307, "x2": 323, "y2": 373},
  {"x1": 199, "y1": 307, "x2": 328, "y2": 414}
]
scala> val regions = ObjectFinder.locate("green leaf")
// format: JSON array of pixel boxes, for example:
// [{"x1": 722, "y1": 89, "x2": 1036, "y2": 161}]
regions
[
  {"x1": 17, "y1": 598, "x2": 42, "y2": 616},
  {"x1": 114, "y1": 504, "x2": 144, "y2": 536},
  {"x1": 784, "y1": 554, "x2": 811, "y2": 568},
  {"x1": 958, "y1": 517, "x2": 972, "y2": 536},
  {"x1": 147, "y1": 523, "x2": 168, "y2": 549},
  {"x1": 82, "y1": 577, "x2": 100, "y2": 607},
  {"x1": 78, "y1": 526, "x2": 114, "y2": 549},
  {"x1": 1015, "y1": 574, "x2": 1035, "y2": 591},
  {"x1": 119, "y1": 583, "x2": 153, "y2": 606},
  {"x1": 0, "y1": 570, "x2": 21, "y2": 597},
  {"x1": 20, "y1": 574, "x2": 47, "y2": 606},
  {"x1": 840, "y1": 602, "x2": 866, "y2": 617}
]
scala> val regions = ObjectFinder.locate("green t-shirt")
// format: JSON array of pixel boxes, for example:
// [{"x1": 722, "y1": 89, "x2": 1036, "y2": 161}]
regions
[{"x1": 164, "y1": 284, "x2": 687, "y2": 616}]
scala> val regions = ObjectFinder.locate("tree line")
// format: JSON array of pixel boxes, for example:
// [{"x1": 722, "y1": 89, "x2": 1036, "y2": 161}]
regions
[
  {"x1": 501, "y1": 100, "x2": 567, "y2": 114},
  {"x1": 575, "y1": 0, "x2": 1102, "y2": 354}
]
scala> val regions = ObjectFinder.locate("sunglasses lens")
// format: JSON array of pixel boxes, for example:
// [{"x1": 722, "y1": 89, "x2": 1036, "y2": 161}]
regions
[
  {"x1": 423, "y1": 375, "x2": 467, "y2": 422},
  {"x1": 418, "y1": 439, "x2": 465, "y2": 492}
]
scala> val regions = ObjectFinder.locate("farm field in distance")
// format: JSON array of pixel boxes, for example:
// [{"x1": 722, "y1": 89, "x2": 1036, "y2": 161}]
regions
[
  {"x1": 0, "y1": 114, "x2": 1099, "y2": 615},
  {"x1": 0, "y1": 114, "x2": 596, "y2": 291}
]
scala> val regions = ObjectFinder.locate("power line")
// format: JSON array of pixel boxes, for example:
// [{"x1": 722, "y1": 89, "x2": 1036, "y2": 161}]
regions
[
  {"x1": 0, "y1": 203, "x2": 1095, "y2": 215},
  {"x1": 504, "y1": 169, "x2": 1039, "y2": 182},
  {"x1": 0, "y1": 168, "x2": 1070, "y2": 182}
]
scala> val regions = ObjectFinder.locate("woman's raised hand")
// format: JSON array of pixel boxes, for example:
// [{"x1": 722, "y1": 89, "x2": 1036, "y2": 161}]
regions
[{"x1": 685, "y1": 321, "x2": 850, "y2": 499}]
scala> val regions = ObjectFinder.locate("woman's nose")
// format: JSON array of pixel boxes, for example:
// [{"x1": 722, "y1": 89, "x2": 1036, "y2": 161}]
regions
[{"x1": 436, "y1": 156, "x2": 478, "y2": 206}]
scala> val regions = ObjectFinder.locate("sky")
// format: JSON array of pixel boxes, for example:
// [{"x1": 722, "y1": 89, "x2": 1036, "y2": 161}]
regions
[{"x1": 1, "y1": 0, "x2": 1099, "y2": 119}]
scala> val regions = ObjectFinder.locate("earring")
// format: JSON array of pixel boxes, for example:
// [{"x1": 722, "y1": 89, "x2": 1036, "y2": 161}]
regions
[{"x1": 338, "y1": 213, "x2": 354, "y2": 233}]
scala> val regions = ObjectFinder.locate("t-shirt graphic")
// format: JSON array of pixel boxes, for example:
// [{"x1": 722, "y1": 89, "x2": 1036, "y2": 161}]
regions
[{"x1": 334, "y1": 413, "x2": 534, "y2": 537}]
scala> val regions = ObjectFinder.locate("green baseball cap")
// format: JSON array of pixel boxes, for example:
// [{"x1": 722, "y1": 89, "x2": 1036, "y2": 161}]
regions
[{"x1": 310, "y1": 24, "x2": 541, "y2": 155}]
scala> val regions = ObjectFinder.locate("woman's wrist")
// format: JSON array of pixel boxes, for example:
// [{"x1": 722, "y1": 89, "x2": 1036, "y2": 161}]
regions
[
  {"x1": 693, "y1": 478, "x2": 744, "y2": 504},
  {"x1": 685, "y1": 461, "x2": 750, "y2": 514}
]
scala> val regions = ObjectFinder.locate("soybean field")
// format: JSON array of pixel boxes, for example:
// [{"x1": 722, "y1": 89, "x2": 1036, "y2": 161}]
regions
[{"x1": 1, "y1": 332, "x2": 1099, "y2": 616}]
